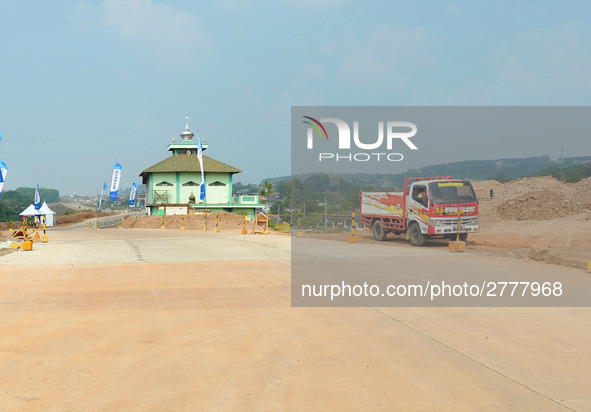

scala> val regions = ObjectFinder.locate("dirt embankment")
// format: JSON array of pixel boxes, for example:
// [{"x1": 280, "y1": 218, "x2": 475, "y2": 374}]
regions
[
  {"x1": 470, "y1": 176, "x2": 591, "y2": 251},
  {"x1": 121, "y1": 212, "x2": 256, "y2": 232},
  {"x1": 472, "y1": 176, "x2": 591, "y2": 220},
  {"x1": 57, "y1": 212, "x2": 112, "y2": 225}
]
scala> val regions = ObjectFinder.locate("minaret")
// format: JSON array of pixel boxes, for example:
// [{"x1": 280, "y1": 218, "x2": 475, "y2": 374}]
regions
[{"x1": 167, "y1": 116, "x2": 208, "y2": 155}]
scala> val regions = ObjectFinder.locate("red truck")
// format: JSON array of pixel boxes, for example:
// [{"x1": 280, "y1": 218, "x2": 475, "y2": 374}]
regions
[{"x1": 359, "y1": 176, "x2": 479, "y2": 246}]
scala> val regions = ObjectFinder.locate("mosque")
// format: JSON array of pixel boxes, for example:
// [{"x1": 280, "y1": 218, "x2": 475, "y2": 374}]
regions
[{"x1": 140, "y1": 118, "x2": 263, "y2": 218}]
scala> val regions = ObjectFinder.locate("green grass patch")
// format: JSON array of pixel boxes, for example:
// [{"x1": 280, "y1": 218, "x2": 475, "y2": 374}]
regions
[{"x1": 272, "y1": 223, "x2": 291, "y2": 233}]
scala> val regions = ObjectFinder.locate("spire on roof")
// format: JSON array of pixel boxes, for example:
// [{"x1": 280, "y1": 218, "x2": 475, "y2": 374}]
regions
[{"x1": 180, "y1": 116, "x2": 194, "y2": 142}]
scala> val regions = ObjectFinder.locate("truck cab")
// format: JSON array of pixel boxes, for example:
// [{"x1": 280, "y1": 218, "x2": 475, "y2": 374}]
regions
[{"x1": 406, "y1": 178, "x2": 479, "y2": 246}]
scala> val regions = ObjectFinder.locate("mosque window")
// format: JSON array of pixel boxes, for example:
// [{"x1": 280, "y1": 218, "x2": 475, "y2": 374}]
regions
[{"x1": 208, "y1": 181, "x2": 226, "y2": 187}]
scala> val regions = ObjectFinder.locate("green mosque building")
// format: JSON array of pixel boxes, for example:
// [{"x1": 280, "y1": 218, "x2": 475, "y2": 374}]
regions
[{"x1": 140, "y1": 118, "x2": 263, "y2": 218}]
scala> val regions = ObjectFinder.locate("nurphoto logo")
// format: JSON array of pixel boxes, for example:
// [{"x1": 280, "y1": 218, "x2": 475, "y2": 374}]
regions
[{"x1": 303, "y1": 116, "x2": 418, "y2": 162}]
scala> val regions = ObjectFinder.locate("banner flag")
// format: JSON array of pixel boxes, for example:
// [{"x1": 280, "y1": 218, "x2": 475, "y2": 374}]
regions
[
  {"x1": 98, "y1": 181, "x2": 107, "y2": 211},
  {"x1": 197, "y1": 135, "x2": 205, "y2": 200},
  {"x1": 0, "y1": 160, "x2": 7, "y2": 196},
  {"x1": 129, "y1": 183, "x2": 138, "y2": 206},
  {"x1": 109, "y1": 162, "x2": 122, "y2": 201},
  {"x1": 34, "y1": 183, "x2": 41, "y2": 210},
  {"x1": 0, "y1": 129, "x2": 3, "y2": 145}
]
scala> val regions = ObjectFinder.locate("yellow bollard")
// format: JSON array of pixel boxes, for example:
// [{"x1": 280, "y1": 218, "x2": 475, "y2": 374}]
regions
[
  {"x1": 161, "y1": 214, "x2": 165, "y2": 230},
  {"x1": 215, "y1": 213, "x2": 220, "y2": 232},
  {"x1": 449, "y1": 207, "x2": 465, "y2": 252},
  {"x1": 9, "y1": 220, "x2": 12, "y2": 231},
  {"x1": 35, "y1": 217, "x2": 40, "y2": 239},
  {"x1": 119, "y1": 217, "x2": 122, "y2": 229},
  {"x1": 181, "y1": 216, "x2": 185, "y2": 230},
  {"x1": 96, "y1": 219, "x2": 100, "y2": 230},
  {"x1": 241, "y1": 212, "x2": 247, "y2": 234},
  {"x1": 42, "y1": 216, "x2": 48, "y2": 243},
  {"x1": 296, "y1": 209, "x2": 303, "y2": 238},
  {"x1": 348, "y1": 210, "x2": 358, "y2": 243},
  {"x1": 203, "y1": 212, "x2": 207, "y2": 231}
]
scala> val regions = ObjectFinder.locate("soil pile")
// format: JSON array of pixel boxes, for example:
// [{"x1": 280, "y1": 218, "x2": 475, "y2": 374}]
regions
[
  {"x1": 473, "y1": 176, "x2": 591, "y2": 220},
  {"x1": 121, "y1": 212, "x2": 255, "y2": 232}
]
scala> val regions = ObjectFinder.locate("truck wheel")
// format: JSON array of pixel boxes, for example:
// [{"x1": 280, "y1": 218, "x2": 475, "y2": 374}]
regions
[
  {"x1": 459, "y1": 233, "x2": 468, "y2": 241},
  {"x1": 409, "y1": 222, "x2": 427, "y2": 246},
  {"x1": 372, "y1": 221, "x2": 386, "y2": 241}
]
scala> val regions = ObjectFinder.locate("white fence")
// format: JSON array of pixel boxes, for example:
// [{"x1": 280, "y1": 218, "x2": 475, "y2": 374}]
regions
[{"x1": 88, "y1": 209, "x2": 147, "y2": 229}]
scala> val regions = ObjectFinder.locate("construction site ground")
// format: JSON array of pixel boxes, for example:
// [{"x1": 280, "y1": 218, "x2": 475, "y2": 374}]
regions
[
  {"x1": 0, "y1": 176, "x2": 590, "y2": 409},
  {"x1": 1, "y1": 224, "x2": 591, "y2": 410}
]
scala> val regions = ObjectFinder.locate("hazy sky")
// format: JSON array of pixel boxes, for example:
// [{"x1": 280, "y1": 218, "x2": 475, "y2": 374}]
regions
[{"x1": 1, "y1": 1, "x2": 591, "y2": 195}]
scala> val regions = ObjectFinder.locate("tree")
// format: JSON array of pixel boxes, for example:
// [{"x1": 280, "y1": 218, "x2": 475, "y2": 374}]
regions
[{"x1": 260, "y1": 181, "x2": 273, "y2": 206}]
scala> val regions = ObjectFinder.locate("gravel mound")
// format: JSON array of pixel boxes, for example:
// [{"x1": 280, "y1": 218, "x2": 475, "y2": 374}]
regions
[{"x1": 473, "y1": 176, "x2": 591, "y2": 220}]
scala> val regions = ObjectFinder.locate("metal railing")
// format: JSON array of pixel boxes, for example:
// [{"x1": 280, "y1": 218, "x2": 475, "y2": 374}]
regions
[{"x1": 88, "y1": 209, "x2": 147, "y2": 229}]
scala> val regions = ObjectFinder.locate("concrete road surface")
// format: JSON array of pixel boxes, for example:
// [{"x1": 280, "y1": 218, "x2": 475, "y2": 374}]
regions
[{"x1": 1, "y1": 227, "x2": 590, "y2": 411}]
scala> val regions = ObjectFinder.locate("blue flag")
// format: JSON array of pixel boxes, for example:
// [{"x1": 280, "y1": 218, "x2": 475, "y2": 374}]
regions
[
  {"x1": 0, "y1": 129, "x2": 3, "y2": 145},
  {"x1": 129, "y1": 183, "x2": 138, "y2": 206},
  {"x1": 34, "y1": 184, "x2": 41, "y2": 210},
  {"x1": 109, "y1": 162, "x2": 123, "y2": 201},
  {"x1": 0, "y1": 160, "x2": 7, "y2": 196},
  {"x1": 198, "y1": 135, "x2": 205, "y2": 201},
  {"x1": 98, "y1": 182, "x2": 107, "y2": 212}
]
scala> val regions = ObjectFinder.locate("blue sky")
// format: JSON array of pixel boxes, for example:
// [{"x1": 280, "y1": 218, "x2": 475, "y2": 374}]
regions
[{"x1": 1, "y1": 1, "x2": 591, "y2": 195}]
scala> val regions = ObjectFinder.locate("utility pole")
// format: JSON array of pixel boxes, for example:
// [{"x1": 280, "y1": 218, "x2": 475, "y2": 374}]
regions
[{"x1": 324, "y1": 194, "x2": 327, "y2": 231}]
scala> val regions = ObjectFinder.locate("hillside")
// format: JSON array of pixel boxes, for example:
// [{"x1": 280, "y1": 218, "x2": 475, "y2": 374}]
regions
[{"x1": 265, "y1": 155, "x2": 591, "y2": 189}]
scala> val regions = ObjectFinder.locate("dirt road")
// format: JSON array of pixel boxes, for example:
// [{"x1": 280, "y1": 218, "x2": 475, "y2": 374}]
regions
[{"x1": 1, "y1": 227, "x2": 590, "y2": 411}]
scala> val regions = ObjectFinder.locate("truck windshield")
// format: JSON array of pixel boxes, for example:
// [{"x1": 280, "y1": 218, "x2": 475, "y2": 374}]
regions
[{"x1": 429, "y1": 181, "x2": 477, "y2": 204}]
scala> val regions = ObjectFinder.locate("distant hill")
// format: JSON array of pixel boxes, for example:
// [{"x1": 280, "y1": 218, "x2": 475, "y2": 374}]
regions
[
  {"x1": 0, "y1": 186, "x2": 61, "y2": 221},
  {"x1": 263, "y1": 155, "x2": 591, "y2": 189}
]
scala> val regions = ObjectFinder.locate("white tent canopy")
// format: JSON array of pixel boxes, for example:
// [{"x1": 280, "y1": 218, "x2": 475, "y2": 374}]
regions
[
  {"x1": 40, "y1": 202, "x2": 57, "y2": 226},
  {"x1": 19, "y1": 202, "x2": 57, "y2": 226},
  {"x1": 19, "y1": 204, "x2": 42, "y2": 217}
]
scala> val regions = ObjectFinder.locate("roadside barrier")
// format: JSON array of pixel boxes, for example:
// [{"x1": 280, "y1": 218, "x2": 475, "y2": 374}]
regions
[
  {"x1": 348, "y1": 211, "x2": 358, "y2": 243},
  {"x1": 42, "y1": 216, "x2": 48, "y2": 243},
  {"x1": 89, "y1": 210, "x2": 146, "y2": 229},
  {"x1": 241, "y1": 212, "x2": 247, "y2": 234}
]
